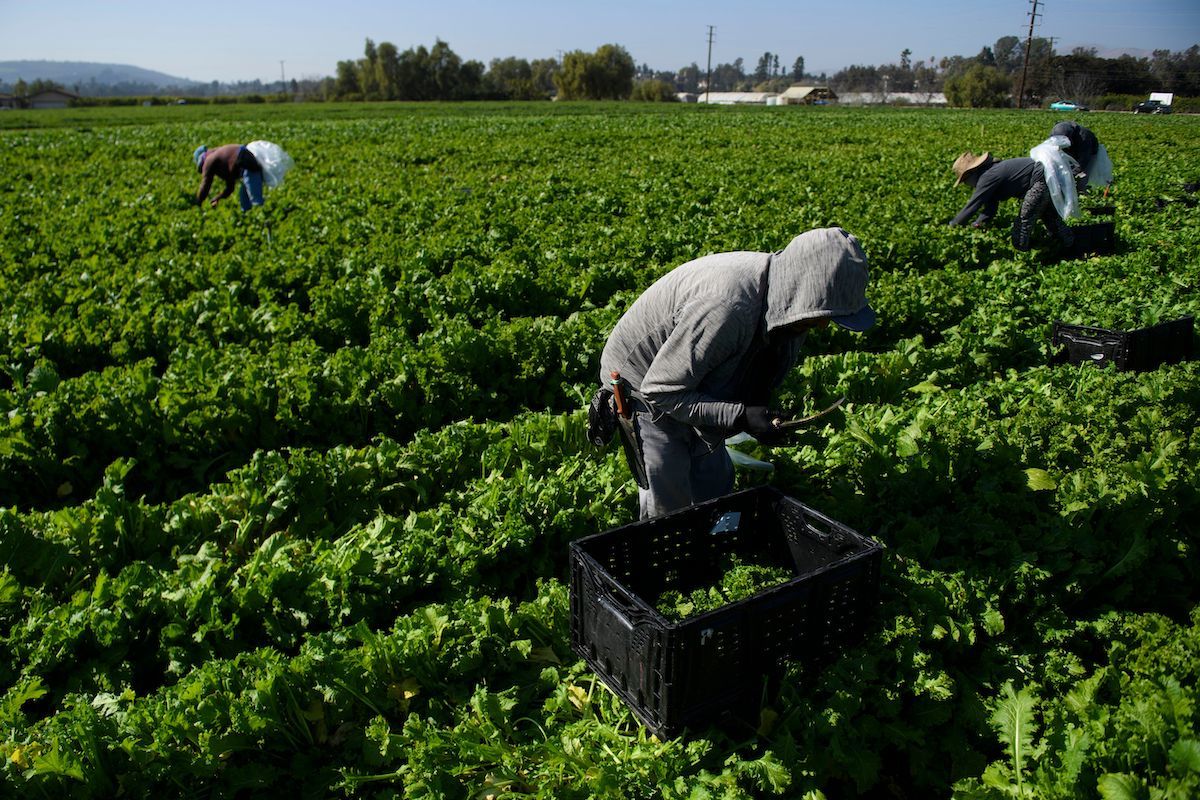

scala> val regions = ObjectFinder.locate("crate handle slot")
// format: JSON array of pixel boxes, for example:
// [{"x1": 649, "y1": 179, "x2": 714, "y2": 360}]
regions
[
  {"x1": 592, "y1": 568, "x2": 648, "y2": 630},
  {"x1": 598, "y1": 594, "x2": 636, "y2": 631}
]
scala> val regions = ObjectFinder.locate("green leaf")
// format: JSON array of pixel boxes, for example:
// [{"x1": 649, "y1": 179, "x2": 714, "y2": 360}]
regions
[
  {"x1": 990, "y1": 682, "x2": 1038, "y2": 793},
  {"x1": 30, "y1": 738, "x2": 85, "y2": 781},
  {"x1": 1024, "y1": 468, "x2": 1057, "y2": 491},
  {"x1": 1096, "y1": 773, "x2": 1147, "y2": 800},
  {"x1": 1169, "y1": 739, "x2": 1200, "y2": 774}
]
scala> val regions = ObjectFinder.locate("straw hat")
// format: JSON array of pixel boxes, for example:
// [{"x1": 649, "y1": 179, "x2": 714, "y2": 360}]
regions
[{"x1": 953, "y1": 151, "x2": 991, "y2": 185}]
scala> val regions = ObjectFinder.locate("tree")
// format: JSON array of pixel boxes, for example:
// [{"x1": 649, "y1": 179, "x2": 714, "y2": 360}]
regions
[
  {"x1": 1150, "y1": 45, "x2": 1200, "y2": 95},
  {"x1": 359, "y1": 39, "x2": 381, "y2": 100},
  {"x1": 792, "y1": 56, "x2": 805, "y2": 82},
  {"x1": 630, "y1": 79, "x2": 678, "y2": 102},
  {"x1": 831, "y1": 64, "x2": 881, "y2": 92},
  {"x1": 944, "y1": 64, "x2": 1011, "y2": 108},
  {"x1": 993, "y1": 36, "x2": 1022, "y2": 73},
  {"x1": 754, "y1": 52, "x2": 773, "y2": 84},
  {"x1": 709, "y1": 59, "x2": 745, "y2": 91},
  {"x1": 486, "y1": 57, "x2": 535, "y2": 100},
  {"x1": 429, "y1": 39, "x2": 465, "y2": 99},
  {"x1": 530, "y1": 58, "x2": 559, "y2": 98},
  {"x1": 334, "y1": 60, "x2": 360, "y2": 99},
  {"x1": 913, "y1": 57, "x2": 942, "y2": 100},
  {"x1": 1048, "y1": 50, "x2": 1109, "y2": 102},
  {"x1": 395, "y1": 45, "x2": 432, "y2": 100},
  {"x1": 375, "y1": 41, "x2": 401, "y2": 99},
  {"x1": 555, "y1": 51, "x2": 590, "y2": 99},
  {"x1": 554, "y1": 44, "x2": 635, "y2": 100},
  {"x1": 677, "y1": 63, "x2": 702, "y2": 93}
]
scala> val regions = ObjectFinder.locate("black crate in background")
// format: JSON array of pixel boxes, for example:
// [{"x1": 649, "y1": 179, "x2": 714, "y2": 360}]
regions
[
  {"x1": 1051, "y1": 316, "x2": 1194, "y2": 372},
  {"x1": 569, "y1": 486, "x2": 883, "y2": 738},
  {"x1": 1065, "y1": 220, "x2": 1116, "y2": 258}
]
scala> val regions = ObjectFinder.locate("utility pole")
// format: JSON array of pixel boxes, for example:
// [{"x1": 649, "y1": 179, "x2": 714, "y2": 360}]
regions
[
  {"x1": 1016, "y1": 0, "x2": 1041, "y2": 109},
  {"x1": 279, "y1": 60, "x2": 286, "y2": 94},
  {"x1": 705, "y1": 25, "x2": 714, "y2": 104}
]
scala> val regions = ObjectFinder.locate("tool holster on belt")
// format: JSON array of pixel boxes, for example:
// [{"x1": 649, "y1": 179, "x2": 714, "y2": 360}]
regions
[{"x1": 587, "y1": 371, "x2": 650, "y2": 490}]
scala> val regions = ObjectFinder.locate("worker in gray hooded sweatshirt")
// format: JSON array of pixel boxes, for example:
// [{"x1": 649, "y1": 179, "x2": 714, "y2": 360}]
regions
[{"x1": 599, "y1": 227, "x2": 875, "y2": 519}]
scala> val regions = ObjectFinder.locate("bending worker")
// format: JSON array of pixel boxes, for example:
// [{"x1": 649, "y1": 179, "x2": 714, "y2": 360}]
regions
[
  {"x1": 599, "y1": 227, "x2": 875, "y2": 519},
  {"x1": 1050, "y1": 120, "x2": 1099, "y2": 180},
  {"x1": 193, "y1": 144, "x2": 264, "y2": 211},
  {"x1": 1049, "y1": 120, "x2": 1111, "y2": 192},
  {"x1": 949, "y1": 151, "x2": 1074, "y2": 251}
]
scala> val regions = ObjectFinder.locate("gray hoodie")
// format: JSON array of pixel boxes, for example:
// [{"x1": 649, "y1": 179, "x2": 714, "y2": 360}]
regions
[{"x1": 599, "y1": 227, "x2": 870, "y2": 435}]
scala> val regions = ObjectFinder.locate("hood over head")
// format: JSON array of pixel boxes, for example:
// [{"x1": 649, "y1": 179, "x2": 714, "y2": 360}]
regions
[
  {"x1": 764, "y1": 227, "x2": 875, "y2": 333},
  {"x1": 193, "y1": 145, "x2": 208, "y2": 172}
]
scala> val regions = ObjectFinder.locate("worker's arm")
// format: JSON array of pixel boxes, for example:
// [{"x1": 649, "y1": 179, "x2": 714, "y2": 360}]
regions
[
  {"x1": 639, "y1": 298, "x2": 751, "y2": 430},
  {"x1": 196, "y1": 167, "x2": 216, "y2": 205},
  {"x1": 949, "y1": 176, "x2": 999, "y2": 227}
]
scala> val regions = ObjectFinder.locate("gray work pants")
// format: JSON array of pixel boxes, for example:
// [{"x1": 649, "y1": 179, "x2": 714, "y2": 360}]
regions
[{"x1": 635, "y1": 409, "x2": 734, "y2": 520}]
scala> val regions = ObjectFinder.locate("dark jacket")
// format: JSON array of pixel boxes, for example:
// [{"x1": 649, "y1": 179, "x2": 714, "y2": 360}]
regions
[
  {"x1": 196, "y1": 144, "x2": 259, "y2": 205},
  {"x1": 949, "y1": 157, "x2": 1041, "y2": 227},
  {"x1": 1050, "y1": 121, "x2": 1099, "y2": 171}
]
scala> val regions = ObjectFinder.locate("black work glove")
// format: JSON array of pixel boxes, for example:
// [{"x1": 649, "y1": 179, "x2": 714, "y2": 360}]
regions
[{"x1": 739, "y1": 406, "x2": 787, "y2": 446}]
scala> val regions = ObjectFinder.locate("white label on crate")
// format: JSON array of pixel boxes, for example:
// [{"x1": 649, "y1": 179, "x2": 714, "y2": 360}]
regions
[
  {"x1": 700, "y1": 628, "x2": 713, "y2": 644},
  {"x1": 709, "y1": 512, "x2": 741, "y2": 535}
]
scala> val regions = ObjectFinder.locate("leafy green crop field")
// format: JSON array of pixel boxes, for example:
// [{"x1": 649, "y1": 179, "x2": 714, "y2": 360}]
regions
[{"x1": 2, "y1": 102, "x2": 1198, "y2": 798}]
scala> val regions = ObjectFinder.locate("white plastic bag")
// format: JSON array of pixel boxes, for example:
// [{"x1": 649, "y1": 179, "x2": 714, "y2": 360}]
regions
[
  {"x1": 1030, "y1": 135, "x2": 1081, "y2": 220},
  {"x1": 246, "y1": 140, "x2": 294, "y2": 189},
  {"x1": 725, "y1": 433, "x2": 774, "y2": 473},
  {"x1": 1088, "y1": 143, "x2": 1113, "y2": 188}
]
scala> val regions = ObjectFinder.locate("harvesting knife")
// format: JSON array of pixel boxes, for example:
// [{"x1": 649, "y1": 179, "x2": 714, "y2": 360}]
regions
[{"x1": 772, "y1": 395, "x2": 847, "y2": 431}]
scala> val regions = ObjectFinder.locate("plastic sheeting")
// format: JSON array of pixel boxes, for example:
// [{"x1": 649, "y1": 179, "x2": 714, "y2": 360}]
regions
[
  {"x1": 1088, "y1": 143, "x2": 1113, "y2": 188},
  {"x1": 246, "y1": 141, "x2": 295, "y2": 189},
  {"x1": 1030, "y1": 134, "x2": 1081, "y2": 220}
]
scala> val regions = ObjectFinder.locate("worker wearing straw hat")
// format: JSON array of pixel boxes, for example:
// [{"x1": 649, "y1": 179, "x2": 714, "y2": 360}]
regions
[{"x1": 949, "y1": 151, "x2": 1074, "y2": 251}]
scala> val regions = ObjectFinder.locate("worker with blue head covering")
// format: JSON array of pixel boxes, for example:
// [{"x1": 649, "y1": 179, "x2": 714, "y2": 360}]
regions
[{"x1": 192, "y1": 143, "x2": 263, "y2": 211}]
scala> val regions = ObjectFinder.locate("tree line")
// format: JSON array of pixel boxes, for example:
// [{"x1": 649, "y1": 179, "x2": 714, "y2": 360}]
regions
[
  {"x1": 829, "y1": 38, "x2": 1200, "y2": 107},
  {"x1": 4, "y1": 37, "x2": 1196, "y2": 107}
]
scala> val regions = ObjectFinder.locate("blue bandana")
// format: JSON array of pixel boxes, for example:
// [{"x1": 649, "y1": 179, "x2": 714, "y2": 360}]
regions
[{"x1": 193, "y1": 145, "x2": 208, "y2": 171}]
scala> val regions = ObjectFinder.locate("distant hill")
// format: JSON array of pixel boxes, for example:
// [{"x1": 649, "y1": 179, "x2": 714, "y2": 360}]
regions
[{"x1": 0, "y1": 60, "x2": 201, "y2": 90}]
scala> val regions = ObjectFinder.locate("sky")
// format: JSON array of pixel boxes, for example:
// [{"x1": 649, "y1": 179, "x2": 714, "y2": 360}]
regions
[{"x1": 2, "y1": 0, "x2": 1198, "y2": 84}]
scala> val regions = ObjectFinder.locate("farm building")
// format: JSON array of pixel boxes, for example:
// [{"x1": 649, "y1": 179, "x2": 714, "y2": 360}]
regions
[
  {"x1": 692, "y1": 91, "x2": 779, "y2": 105},
  {"x1": 0, "y1": 93, "x2": 17, "y2": 110},
  {"x1": 28, "y1": 89, "x2": 78, "y2": 109},
  {"x1": 778, "y1": 85, "x2": 837, "y2": 105}
]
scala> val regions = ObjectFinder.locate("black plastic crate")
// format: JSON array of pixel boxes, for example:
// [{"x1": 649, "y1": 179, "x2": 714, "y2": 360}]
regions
[
  {"x1": 1051, "y1": 316, "x2": 1194, "y2": 372},
  {"x1": 1065, "y1": 220, "x2": 1116, "y2": 258},
  {"x1": 569, "y1": 486, "x2": 882, "y2": 738}
]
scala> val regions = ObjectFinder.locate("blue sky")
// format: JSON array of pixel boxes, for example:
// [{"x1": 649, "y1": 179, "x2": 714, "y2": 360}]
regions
[{"x1": 2, "y1": 0, "x2": 1197, "y2": 84}]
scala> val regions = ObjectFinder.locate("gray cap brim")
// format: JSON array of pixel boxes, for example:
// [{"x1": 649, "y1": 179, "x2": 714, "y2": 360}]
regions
[{"x1": 830, "y1": 304, "x2": 876, "y2": 331}]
